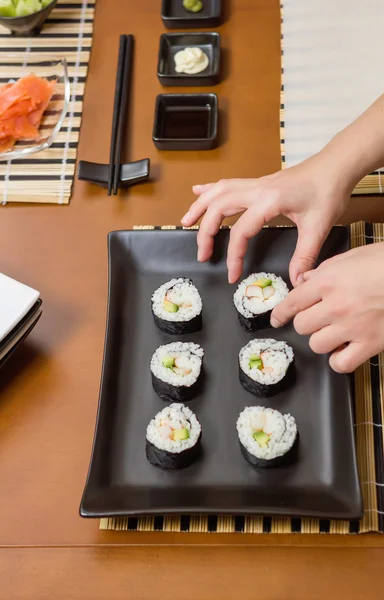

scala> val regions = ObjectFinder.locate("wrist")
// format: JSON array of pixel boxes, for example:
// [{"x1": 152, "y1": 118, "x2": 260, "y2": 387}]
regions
[{"x1": 316, "y1": 133, "x2": 365, "y2": 195}]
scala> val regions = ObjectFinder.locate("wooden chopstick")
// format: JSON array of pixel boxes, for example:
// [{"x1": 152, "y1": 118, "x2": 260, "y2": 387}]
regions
[
  {"x1": 113, "y1": 34, "x2": 134, "y2": 195},
  {"x1": 107, "y1": 35, "x2": 127, "y2": 196}
]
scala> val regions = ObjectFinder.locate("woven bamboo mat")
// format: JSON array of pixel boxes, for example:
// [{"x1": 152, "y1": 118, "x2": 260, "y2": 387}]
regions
[
  {"x1": 0, "y1": 0, "x2": 95, "y2": 204},
  {"x1": 100, "y1": 222, "x2": 384, "y2": 534},
  {"x1": 280, "y1": 0, "x2": 384, "y2": 195}
]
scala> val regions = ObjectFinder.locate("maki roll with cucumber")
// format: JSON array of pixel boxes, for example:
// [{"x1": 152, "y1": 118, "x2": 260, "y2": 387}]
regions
[
  {"x1": 150, "y1": 342, "x2": 204, "y2": 402},
  {"x1": 236, "y1": 406, "x2": 298, "y2": 468},
  {"x1": 239, "y1": 339, "x2": 294, "y2": 397},
  {"x1": 151, "y1": 278, "x2": 202, "y2": 335},
  {"x1": 233, "y1": 273, "x2": 289, "y2": 331},
  {"x1": 146, "y1": 403, "x2": 202, "y2": 469}
]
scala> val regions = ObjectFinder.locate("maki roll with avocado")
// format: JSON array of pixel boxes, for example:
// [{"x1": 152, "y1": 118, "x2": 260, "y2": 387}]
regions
[
  {"x1": 239, "y1": 339, "x2": 294, "y2": 397},
  {"x1": 150, "y1": 342, "x2": 204, "y2": 402},
  {"x1": 151, "y1": 278, "x2": 202, "y2": 335},
  {"x1": 233, "y1": 273, "x2": 289, "y2": 331},
  {"x1": 146, "y1": 403, "x2": 202, "y2": 469},
  {"x1": 236, "y1": 406, "x2": 298, "y2": 468}
]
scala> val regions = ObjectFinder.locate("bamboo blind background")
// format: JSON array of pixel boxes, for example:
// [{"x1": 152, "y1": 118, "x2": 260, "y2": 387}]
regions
[
  {"x1": 280, "y1": 1, "x2": 384, "y2": 195},
  {"x1": 100, "y1": 222, "x2": 384, "y2": 534},
  {"x1": 0, "y1": 0, "x2": 95, "y2": 204}
]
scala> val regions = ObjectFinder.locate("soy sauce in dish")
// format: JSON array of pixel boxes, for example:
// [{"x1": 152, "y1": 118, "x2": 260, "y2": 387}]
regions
[{"x1": 160, "y1": 105, "x2": 211, "y2": 139}]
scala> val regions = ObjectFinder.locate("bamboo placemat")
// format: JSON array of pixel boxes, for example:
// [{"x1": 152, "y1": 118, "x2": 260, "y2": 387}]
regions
[
  {"x1": 280, "y1": 1, "x2": 384, "y2": 195},
  {"x1": 100, "y1": 222, "x2": 384, "y2": 534},
  {"x1": 0, "y1": 0, "x2": 95, "y2": 204}
]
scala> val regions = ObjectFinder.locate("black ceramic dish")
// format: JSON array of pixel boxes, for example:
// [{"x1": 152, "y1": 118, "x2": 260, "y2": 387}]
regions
[
  {"x1": 80, "y1": 227, "x2": 363, "y2": 520},
  {"x1": 161, "y1": 0, "x2": 222, "y2": 29},
  {"x1": 157, "y1": 33, "x2": 221, "y2": 87},
  {"x1": 153, "y1": 93, "x2": 218, "y2": 150},
  {"x1": 0, "y1": 0, "x2": 57, "y2": 36}
]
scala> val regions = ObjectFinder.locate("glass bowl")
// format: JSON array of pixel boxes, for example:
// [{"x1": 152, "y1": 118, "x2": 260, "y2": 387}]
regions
[
  {"x1": 0, "y1": 0, "x2": 58, "y2": 36},
  {"x1": 0, "y1": 55, "x2": 70, "y2": 161}
]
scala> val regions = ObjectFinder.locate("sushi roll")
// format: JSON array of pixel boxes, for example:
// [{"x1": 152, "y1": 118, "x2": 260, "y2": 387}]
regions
[
  {"x1": 239, "y1": 339, "x2": 294, "y2": 397},
  {"x1": 150, "y1": 342, "x2": 204, "y2": 402},
  {"x1": 151, "y1": 278, "x2": 202, "y2": 335},
  {"x1": 146, "y1": 403, "x2": 202, "y2": 469},
  {"x1": 236, "y1": 406, "x2": 298, "y2": 468},
  {"x1": 233, "y1": 273, "x2": 289, "y2": 331}
]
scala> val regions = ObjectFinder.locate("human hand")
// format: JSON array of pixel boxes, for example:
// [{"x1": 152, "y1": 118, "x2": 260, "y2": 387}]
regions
[
  {"x1": 270, "y1": 243, "x2": 384, "y2": 373},
  {"x1": 181, "y1": 153, "x2": 353, "y2": 286}
]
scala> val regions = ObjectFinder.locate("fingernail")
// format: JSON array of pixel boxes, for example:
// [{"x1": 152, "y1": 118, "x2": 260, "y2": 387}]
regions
[
  {"x1": 192, "y1": 184, "x2": 202, "y2": 190},
  {"x1": 197, "y1": 250, "x2": 202, "y2": 262},
  {"x1": 296, "y1": 273, "x2": 304, "y2": 285},
  {"x1": 181, "y1": 211, "x2": 191, "y2": 225},
  {"x1": 270, "y1": 316, "x2": 281, "y2": 328}
]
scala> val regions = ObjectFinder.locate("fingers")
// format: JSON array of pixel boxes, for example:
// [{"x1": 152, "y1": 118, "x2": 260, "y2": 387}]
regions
[
  {"x1": 302, "y1": 248, "x2": 360, "y2": 282},
  {"x1": 181, "y1": 196, "x2": 211, "y2": 228},
  {"x1": 226, "y1": 207, "x2": 269, "y2": 283},
  {"x1": 181, "y1": 179, "x2": 256, "y2": 227},
  {"x1": 192, "y1": 183, "x2": 215, "y2": 195},
  {"x1": 309, "y1": 325, "x2": 347, "y2": 355},
  {"x1": 270, "y1": 279, "x2": 322, "y2": 327},
  {"x1": 197, "y1": 201, "x2": 238, "y2": 262},
  {"x1": 181, "y1": 185, "x2": 223, "y2": 227},
  {"x1": 329, "y1": 342, "x2": 374, "y2": 374},
  {"x1": 293, "y1": 300, "x2": 330, "y2": 335},
  {"x1": 289, "y1": 223, "x2": 328, "y2": 287}
]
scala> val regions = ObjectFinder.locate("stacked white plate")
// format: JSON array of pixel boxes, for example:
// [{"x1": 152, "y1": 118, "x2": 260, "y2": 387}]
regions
[{"x1": 0, "y1": 273, "x2": 42, "y2": 368}]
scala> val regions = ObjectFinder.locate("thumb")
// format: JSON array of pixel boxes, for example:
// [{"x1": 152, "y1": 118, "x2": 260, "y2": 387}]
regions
[{"x1": 289, "y1": 221, "x2": 328, "y2": 287}]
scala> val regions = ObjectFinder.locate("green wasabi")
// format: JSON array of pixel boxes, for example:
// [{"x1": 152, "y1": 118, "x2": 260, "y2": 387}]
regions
[{"x1": 183, "y1": 0, "x2": 203, "y2": 13}]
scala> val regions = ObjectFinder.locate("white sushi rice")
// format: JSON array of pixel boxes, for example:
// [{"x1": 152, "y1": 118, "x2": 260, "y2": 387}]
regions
[
  {"x1": 146, "y1": 403, "x2": 201, "y2": 453},
  {"x1": 152, "y1": 278, "x2": 202, "y2": 322},
  {"x1": 239, "y1": 339, "x2": 294, "y2": 385},
  {"x1": 236, "y1": 406, "x2": 297, "y2": 460},
  {"x1": 233, "y1": 273, "x2": 289, "y2": 318},
  {"x1": 150, "y1": 342, "x2": 204, "y2": 387}
]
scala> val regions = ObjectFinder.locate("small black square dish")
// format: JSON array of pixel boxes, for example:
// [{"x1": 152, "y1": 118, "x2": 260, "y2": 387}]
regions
[
  {"x1": 158, "y1": 33, "x2": 221, "y2": 87},
  {"x1": 153, "y1": 93, "x2": 218, "y2": 151},
  {"x1": 80, "y1": 227, "x2": 363, "y2": 520},
  {"x1": 161, "y1": 0, "x2": 222, "y2": 29}
]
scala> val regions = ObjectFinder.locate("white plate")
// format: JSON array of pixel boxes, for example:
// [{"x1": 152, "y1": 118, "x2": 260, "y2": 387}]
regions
[
  {"x1": 0, "y1": 273, "x2": 40, "y2": 343},
  {"x1": 0, "y1": 308, "x2": 42, "y2": 363}
]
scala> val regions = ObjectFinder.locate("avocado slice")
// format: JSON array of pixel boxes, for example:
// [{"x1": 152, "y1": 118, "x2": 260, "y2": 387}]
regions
[
  {"x1": 163, "y1": 299, "x2": 179, "y2": 313},
  {"x1": 253, "y1": 431, "x2": 270, "y2": 447},
  {"x1": 15, "y1": 0, "x2": 41, "y2": 17},
  {"x1": 162, "y1": 355, "x2": 175, "y2": 369},
  {"x1": 253, "y1": 278, "x2": 273, "y2": 288},
  {"x1": 0, "y1": 0, "x2": 16, "y2": 17},
  {"x1": 173, "y1": 428, "x2": 189, "y2": 441},
  {"x1": 249, "y1": 358, "x2": 263, "y2": 370}
]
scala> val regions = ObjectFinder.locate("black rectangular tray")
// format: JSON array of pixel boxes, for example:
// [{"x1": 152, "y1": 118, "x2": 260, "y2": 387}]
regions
[{"x1": 80, "y1": 227, "x2": 363, "y2": 520}]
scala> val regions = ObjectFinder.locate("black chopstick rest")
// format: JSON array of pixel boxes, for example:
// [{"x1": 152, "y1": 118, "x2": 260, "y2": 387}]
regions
[{"x1": 78, "y1": 34, "x2": 150, "y2": 193}]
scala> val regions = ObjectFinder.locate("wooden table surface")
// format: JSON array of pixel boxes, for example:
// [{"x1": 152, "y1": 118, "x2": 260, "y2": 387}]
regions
[{"x1": 1, "y1": 0, "x2": 384, "y2": 597}]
